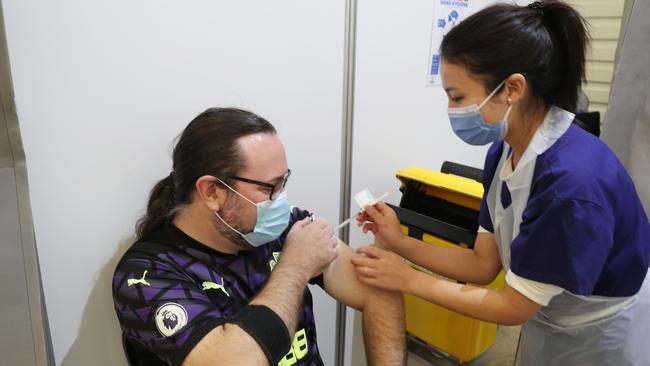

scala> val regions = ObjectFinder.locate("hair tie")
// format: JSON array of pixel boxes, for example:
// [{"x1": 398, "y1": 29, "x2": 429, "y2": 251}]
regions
[{"x1": 527, "y1": 1, "x2": 544, "y2": 17}]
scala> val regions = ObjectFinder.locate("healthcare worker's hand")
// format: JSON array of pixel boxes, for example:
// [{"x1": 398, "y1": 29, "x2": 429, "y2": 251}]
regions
[
  {"x1": 356, "y1": 202, "x2": 405, "y2": 251},
  {"x1": 351, "y1": 245, "x2": 414, "y2": 292}
]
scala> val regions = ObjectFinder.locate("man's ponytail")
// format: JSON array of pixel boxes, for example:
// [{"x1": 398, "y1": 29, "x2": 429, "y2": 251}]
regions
[{"x1": 136, "y1": 172, "x2": 176, "y2": 239}]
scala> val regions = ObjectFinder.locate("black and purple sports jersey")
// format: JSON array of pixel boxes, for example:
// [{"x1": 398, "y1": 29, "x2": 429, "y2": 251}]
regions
[{"x1": 112, "y1": 207, "x2": 324, "y2": 366}]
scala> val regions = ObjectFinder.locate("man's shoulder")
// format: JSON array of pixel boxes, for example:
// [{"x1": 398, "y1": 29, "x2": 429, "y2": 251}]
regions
[
  {"x1": 115, "y1": 233, "x2": 184, "y2": 270},
  {"x1": 112, "y1": 239, "x2": 189, "y2": 290},
  {"x1": 113, "y1": 227, "x2": 215, "y2": 290}
]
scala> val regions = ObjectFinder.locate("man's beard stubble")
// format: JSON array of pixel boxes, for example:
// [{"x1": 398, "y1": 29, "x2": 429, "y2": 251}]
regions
[{"x1": 215, "y1": 193, "x2": 255, "y2": 251}]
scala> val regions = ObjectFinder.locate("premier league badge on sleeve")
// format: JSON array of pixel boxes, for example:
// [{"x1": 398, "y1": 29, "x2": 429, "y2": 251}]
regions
[{"x1": 155, "y1": 302, "x2": 188, "y2": 337}]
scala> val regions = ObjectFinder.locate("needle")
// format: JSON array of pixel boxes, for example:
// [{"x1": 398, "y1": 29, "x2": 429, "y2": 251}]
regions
[
  {"x1": 335, "y1": 217, "x2": 354, "y2": 231},
  {"x1": 336, "y1": 192, "x2": 389, "y2": 230}
]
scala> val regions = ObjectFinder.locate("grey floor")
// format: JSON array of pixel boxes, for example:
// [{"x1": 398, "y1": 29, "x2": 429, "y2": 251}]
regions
[
  {"x1": 351, "y1": 311, "x2": 520, "y2": 366},
  {"x1": 406, "y1": 326, "x2": 520, "y2": 366}
]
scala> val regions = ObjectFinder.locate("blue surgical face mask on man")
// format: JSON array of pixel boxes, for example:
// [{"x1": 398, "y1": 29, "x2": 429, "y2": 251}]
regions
[
  {"x1": 447, "y1": 80, "x2": 512, "y2": 146},
  {"x1": 214, "y1": 178, "x2": 290, "y2": 247}
]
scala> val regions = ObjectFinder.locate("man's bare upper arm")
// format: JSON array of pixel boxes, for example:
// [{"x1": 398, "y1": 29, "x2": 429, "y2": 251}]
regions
[{"x1": 322, "y1": 240, "x2": 377, "y2": 310}]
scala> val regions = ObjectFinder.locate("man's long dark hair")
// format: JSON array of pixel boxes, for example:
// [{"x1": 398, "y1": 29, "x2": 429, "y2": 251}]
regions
[{"x1": 136, "y1": 108, "x2": 276, "y2": 239}]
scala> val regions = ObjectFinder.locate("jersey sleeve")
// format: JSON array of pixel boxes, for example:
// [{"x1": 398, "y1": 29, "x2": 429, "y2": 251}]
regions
[
  {"x1": 510, "y1": 196, "x2": 615, "y2": 296},
  {"x1": 112, "y1": 256, "x2": 229, "y2": 366}
]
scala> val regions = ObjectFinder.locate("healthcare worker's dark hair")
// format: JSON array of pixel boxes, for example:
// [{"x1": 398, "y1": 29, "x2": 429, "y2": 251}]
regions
[
  {"x1": 440, "y1": 0, "x2": 589, "y2": 112},
  {"x1": 136, "y1": 107, "x2": 277, "y2": 239}
]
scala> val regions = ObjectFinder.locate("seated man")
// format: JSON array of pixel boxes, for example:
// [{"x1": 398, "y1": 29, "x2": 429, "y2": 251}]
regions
[{"x1": 112, "y1": 107, "x2": 405, "y2": 366}]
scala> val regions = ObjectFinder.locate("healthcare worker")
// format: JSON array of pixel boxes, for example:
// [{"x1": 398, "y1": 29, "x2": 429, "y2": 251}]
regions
[{"x1": 351, "y1": 1, "x2": 650, "y2": 365}]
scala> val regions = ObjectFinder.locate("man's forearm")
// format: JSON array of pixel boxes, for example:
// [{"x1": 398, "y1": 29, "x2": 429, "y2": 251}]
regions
[
  {"x1": 362, "y1": 288, "x2": 406, "y2": 365},
  {"x1": 185, "y1": 261, "x2": 312, "y2": 366},
  {"x1": 250, "y1": 262, "x2": 309, "y2": 333},
  {"x1": 183, "y1": 266, "x2": 307, "y2": 366}
]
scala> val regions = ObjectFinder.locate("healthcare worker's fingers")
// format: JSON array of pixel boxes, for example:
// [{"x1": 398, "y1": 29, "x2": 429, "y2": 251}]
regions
[
  {"x1": 357, "y1": 208, "x2": 404, "y2": 251},
  {"x1": 356, "y1": 245, "x2": 382, "y2": 258},
  {"x1": 375, "y1": 202, "x2": 401, "y2": 223},
  {"x1": 356, "y1": 211, "x2": 370, "y2": 226},
  {"x1": 365, "y1": 203, "x2": 402, "y2": 232},
  {"x1": 356, "y1": 204, "x2": 405, "y2": 251},
  {"x1": 356, "y1": 202, "x2": 389, "y2": 226},
  {"x1": 353, "y1": 265, "x2": 380, "y2": 278},
  {"x1": 357, "y1": 200, "x2": 394, "y2": 227},
  {"x1": 362, "y1": 204, "x2": 385, "y2": 224},
  {"x1": 361, "y1": 222, "x2": 378, "y2": 235},
  {"x1": 350, "y1": 253, "x2": 376, "y2": 268},
  {"x1": 353, "y1": 245, "x2": 412, "y2": 292},
  {"x1": 372, "y1": 201, "x2": 391, "y2": 214},
  {"x1": 351, "y1": 250, "x2": 382, "y2": 282}
]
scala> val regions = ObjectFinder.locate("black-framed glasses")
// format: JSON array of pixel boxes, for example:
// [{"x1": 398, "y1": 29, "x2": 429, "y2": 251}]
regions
[{"x1": 229, "y1": 169, "x2": 291, "y2": 201}]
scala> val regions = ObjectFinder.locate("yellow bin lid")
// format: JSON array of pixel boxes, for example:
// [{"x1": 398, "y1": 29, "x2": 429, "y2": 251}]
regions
[{"x1": 396, "y1": 166, "x2": 484, "y2": 200}]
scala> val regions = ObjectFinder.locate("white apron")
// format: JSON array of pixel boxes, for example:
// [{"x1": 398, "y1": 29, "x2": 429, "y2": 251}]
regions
[{"x1": 484, "y1": 106, "x2": 650, "y2": 366}]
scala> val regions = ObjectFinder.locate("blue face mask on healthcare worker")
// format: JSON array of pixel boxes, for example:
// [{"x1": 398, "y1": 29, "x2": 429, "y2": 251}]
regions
[
  {"x1": 447, "y1": 80, "x2": 512, "y2": 146},
  {"x1": 214, "y1": 178, "x2": 291, "y2": 247}
]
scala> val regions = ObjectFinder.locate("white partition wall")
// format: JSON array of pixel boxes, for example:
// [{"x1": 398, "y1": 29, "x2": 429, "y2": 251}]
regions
[
  {"x1": 2, "y1": 1, "x2": 346, "y2": 364},
  {"x1": 347, "y1": 1, "x2": 489, "y2": 360},
  {"x1": 349, "y1": 0, "x2": 488, "y2": 245}
]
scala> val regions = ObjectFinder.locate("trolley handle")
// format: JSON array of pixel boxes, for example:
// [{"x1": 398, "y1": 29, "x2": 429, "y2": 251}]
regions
[{"x1": 441, "y1": 161, "x2": 483, "y2": 183}]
